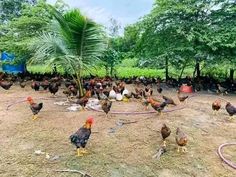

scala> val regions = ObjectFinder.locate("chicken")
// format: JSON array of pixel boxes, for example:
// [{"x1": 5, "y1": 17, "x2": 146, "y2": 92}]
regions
[
  {"x1": 49, "y1": 82, "x2": 59, "y2": 96},
  {"x1": 161, "y1": 124, "x2": 171, "y2": 147},
  {"x1": 76, "y1": 96, "x2": 89, "y2": 110},
  {"x1": 225, "y1": 102, "x2": 236, "y2": 120},
  {"x1": 217, "y1": 84, "x2": 228, "y2": 95},
  {"x1": 144, "y1": 87, "x2": 153, "y2": 98},
  {"x1": 162, "y1": 95, "x2": 176, "y2": 106},
  {"x1": 147, "y1": 97, "x2": 167, "y2": 115},
  {"x1": 177, "y1": 90, "x2": 188, "y2": 103},
  {"x1": 19, "y1": 81, "x2": 26, "y2": 88},
  {"x1": 212, "y1": 100, "x2": 221, "y2": 115},
  {"x1": 101, "y1": 99, "x2": 112, "y2": 118},
  {"x1": 40, "y1": 80, "x2": 49, "y2": 90},
  {"x1": 68, "y1": 85, "x2": 78, "y2": 96},
  {"x1": 175, "y1": 128, "x2": 188, "y2": 153},
  {"x1": 70, "y1": 117, "x2": 94, "y2": 157},
  {"x1": 31, "y1": 81, "x2": 40, "y2": 91},
  {"x1": 157, "y1": 86, "x2": 163, "y2": 94},
  {"x1": 0, "y1": 80, "x2": 13, "y2": 90},
  {"x1": 26, "y1": 97, "x2": 43, "y2": 120}
]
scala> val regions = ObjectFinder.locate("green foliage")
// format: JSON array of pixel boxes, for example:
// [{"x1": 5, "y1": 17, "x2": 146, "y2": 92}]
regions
[
  {"x1": 0, "y1": 0, "x2": 51, "y2": 63},
  {"x1": 29, "y1": 6, "x2": 106, "y2": 95},
  {"x1": 0, "y1": 0, "x2": 37, "y2": 23}
]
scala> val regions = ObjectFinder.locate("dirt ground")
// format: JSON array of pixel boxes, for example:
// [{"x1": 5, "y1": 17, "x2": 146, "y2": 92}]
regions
[{"x1": 0, "y1": 83, "x2": 236, "y2": 177}]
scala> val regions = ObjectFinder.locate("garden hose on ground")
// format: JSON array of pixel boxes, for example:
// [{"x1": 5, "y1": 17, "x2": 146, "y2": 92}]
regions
[{"x1": 217, "y1": 143, "x2": 236, "y2": 169}]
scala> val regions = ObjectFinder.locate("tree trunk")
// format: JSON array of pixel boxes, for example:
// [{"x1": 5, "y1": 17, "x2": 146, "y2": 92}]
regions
[
  {"x1": 76, "y1": 72, "x2": 84, "y2": 97},
  {"x1": 105, "y1": 65, "x2": 109, "y2": 76},
  {"x1": 178, "y1": 61, "x2": 187, "y2": 80},
  {"x1": 165, "y1": 57, "x2": 169, "y2": 81},
  {"x1": 110, "y1": 63, "x2": 114, "y2": 77},
  {"x1": 230, "y1": 68, "x2": 234, "y2": 81},
  {"x1": 193, "y1": 60, "x2": 200, "y2": 78}
]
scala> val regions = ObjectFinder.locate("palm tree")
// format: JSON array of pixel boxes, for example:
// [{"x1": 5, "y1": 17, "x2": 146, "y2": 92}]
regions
[{"x1": 29, "y1": 6, "x2": 106, "y2": 96}]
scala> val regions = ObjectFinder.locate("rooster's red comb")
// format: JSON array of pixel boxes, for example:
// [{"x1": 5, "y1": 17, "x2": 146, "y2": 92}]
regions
[
  {"x1": 86, "y1": 116, "x2": 94, "y2": 124},
  {"x1": 27, "y1": 96, "x2": 33, "y2": 101}
]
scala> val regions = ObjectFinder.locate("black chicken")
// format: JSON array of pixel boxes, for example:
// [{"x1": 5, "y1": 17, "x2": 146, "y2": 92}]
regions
[
  {"x1": 225, "y1": 102, "x2": 236, "y2": 120},
  {"x1": 70, "y1": 117, "x2": 94, "y2": 157},
  {"x1": 49, "y1": 82, "x2": 59, "y2": 96}
]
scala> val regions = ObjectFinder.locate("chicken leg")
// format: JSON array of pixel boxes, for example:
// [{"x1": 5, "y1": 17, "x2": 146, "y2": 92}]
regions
[
  {"x1": 32, "y1": 115, "x2": 38, "y2": 120},
  {"x1": 77, "y1": 148, "x2": 83, "y2": 157},
  {"x1": 163, "y1": 140, "x2": 166, "y2": 147}
]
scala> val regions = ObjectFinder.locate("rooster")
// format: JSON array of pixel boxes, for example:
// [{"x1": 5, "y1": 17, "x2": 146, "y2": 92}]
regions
[
  {"x1": 212, "y1": 100, "x2": 221, "y2": 115},
  {"x1": 70, "y1": 117, "x2": 94, "y2": 157},
  {"x1": 161, "y1": 124, "x2": 171, "y2": 147},
  {"x1": 101, "y1": 99, "x2": 112, "y2": 118},
  {"x1": 147, "y1": 97, "x2": 167, "y2": 115},
  {"x1": 176, "y1": 128, "x2": 188, "y2": 153},
  {"x1": 26, "y1": 97, "x2": 43, "y2": 120},
  {"x1": 225, "y1": 102, "x2": 236, "y2": 120}
]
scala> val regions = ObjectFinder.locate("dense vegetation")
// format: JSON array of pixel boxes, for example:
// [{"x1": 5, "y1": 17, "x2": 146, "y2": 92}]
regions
[{"x1": 0, "y1": 0, "x2": 235, "y2": 80}]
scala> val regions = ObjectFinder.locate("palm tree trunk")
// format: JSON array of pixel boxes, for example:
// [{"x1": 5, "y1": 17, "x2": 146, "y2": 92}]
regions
[
  {"x1": 76, "y1": 72, "x2": 84, "y2": 97},
  {"x1": 165, "y1": 57, "x2": 169, "y2": 81}
]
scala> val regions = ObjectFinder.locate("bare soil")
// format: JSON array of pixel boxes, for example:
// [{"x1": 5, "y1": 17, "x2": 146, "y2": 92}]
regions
[{"x1": 0, "y1": 84, "x2": 236, "y2": 177}]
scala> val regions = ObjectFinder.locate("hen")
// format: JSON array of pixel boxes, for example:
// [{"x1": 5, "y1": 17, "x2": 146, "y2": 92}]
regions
[
  {"x1": 76, "y1": 96, "x2": 89, "y2": 110},
  {"x1": 175, "y1": 128, "x2": 188, "y2": 153},
  {"x1": 217, "y1": 84, "x2": 228, "y2": 95},
  {"x1": 177, "y1": 90, "x2": 188, "y2": 103},
  {"x1": 161, "y1": 124, "x2": 171, "y2": 147},
  {"x1": 70, "y1": 117, "x2": 94, "y2": 157},
  {"x1": 0, "y1": 80, "x2": 13, "y2": 90},
  {"x1": 162, "y1": 95, "x2": 176, "y2": 106},
  {"x1": 101, "y1": 99, "x2": 112, "y2": 118},
  {"x1": 49, "y1": 82, "x2": 59, "y2": 96},
  {"x1": 31, "y1": 81, "x2": 40, "y2": 91},
  {"x1": 225, "y1": 102, "x2": 236, "y2": 120},
  {"x1": 26, "y1": 97, "x2": 43, "y2": 120},
  {"x1": 212, "y1": 100, "x2": 221, "y2": 115}
]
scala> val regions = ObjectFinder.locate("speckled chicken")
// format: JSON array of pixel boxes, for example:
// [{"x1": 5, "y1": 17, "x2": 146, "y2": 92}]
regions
[
  {"x1": 175, "y1": 128, "x2": 188, "y2": 153},
  {"x1": 101, "y1": 99, "x2": 112, "y2": 118}
]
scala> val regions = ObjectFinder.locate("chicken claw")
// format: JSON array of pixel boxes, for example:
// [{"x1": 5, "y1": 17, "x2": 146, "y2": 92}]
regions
[
  {"x1": 177, "y1": 146, "x2": 180, "y2": 153},
  {"x1": 182, "y1": 147, "x2": 188, "y2": 153},
  {"x1": 81, "y1": 148, "x2": 89, "y2": 154}
]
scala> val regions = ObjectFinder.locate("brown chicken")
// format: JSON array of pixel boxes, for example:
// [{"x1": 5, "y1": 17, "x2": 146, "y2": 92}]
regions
[
  {"x1": 175, "y1": 128, "x2": 188, "y2": 153},
  {"x1": 212, "y1": 100, "x2": 221, "y2": 115},
  {"x1": 70, "y1": 117, "x2": 94, "y2": 157},
  {"x1": 162, "y1": 95, "x2": 176, "y2": 106},
  {"x1": 225, "y1": 102, "x2": 236, "y2": 120},
  {"x1": 161, "y1": 124, "x2": 171, "y2": 147},
  {"x1": 76, "y1": 96, "x2": 89, "y2": 110},
  {"x1": 0, "y1": 80, "x2": 13, "y2": 90},
  {"x1": 177, "y1": 90, "x2": 188, "y2": 103},
  {"x1": 147, "y1": 97, "x2": 167, "y2": 115},
  {"x1": 26, "y1": 97, "x2": 43, "y2": 120},
  {"x1": 31, "y1": 81, "x2": 40, "y2": 91},
  {"x1": 101, "y1": 99, "x2": 112, "y2": 118}
]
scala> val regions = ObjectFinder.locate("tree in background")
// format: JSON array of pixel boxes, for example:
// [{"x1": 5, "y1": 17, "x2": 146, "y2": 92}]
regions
[
  {"x1": 101, "y1": 18, "x2": 122, "y2": 76},
  {"x1": 0, "y1": 0, "x2": 37, "y2": 23},
  {"x1": 30, "y1": 6, "x2": 106, "y2": 96}
]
